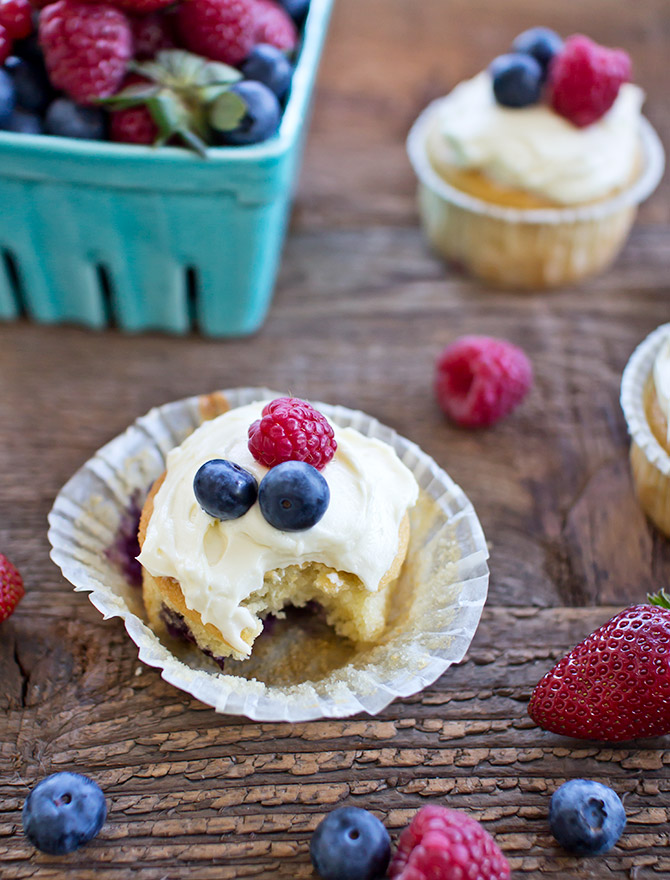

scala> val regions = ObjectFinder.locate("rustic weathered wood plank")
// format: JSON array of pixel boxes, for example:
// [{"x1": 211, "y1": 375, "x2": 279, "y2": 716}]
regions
[{"x1": 2, "y1": 0, "x2": 670, "y2": 877}]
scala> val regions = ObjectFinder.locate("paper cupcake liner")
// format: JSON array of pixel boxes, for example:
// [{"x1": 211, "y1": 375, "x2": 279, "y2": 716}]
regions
[
  {"x1": 621, "y1": 324, "x2": 670, "y2": 534},
  {"x1": 48, "y1": 388, "x2": 490, "y2": 722},
  {"x1": 406, "y1": 104, "x2": 665, "y2": 288},
  {"x1": 407, "y1": 102, "x2": 665, "y2": 225}
]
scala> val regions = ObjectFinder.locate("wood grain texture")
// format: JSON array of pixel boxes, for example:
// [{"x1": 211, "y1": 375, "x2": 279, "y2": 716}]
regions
[{"x1": 2, "y1": 0, "x2": 670, "y2": 877}]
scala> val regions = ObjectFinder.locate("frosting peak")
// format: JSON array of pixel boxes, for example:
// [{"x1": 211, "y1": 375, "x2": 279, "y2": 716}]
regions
[{"x1": 429, "y1": 71, "x2": 644, "y2": 204}]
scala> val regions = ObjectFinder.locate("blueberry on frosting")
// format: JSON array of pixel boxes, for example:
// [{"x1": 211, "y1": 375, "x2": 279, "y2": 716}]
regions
[
  {"x1": 193, "y1": 459, "x2": 258, "y2": 521},
  {"x1": 489, "y1": 53, "x2": 543, "y2": 108},
  {"x1": 259, "y1": 460, "x2": 330, "y2": 531}
]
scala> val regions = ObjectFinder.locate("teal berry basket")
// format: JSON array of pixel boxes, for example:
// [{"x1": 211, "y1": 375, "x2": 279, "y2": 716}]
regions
[{"x1": 0, "y1": 0, "x2": 334, "y2": 337}]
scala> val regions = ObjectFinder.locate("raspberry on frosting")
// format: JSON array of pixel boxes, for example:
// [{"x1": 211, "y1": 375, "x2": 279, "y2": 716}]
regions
[
  {"x1": 548, "y1": 34, "x2": 631, "y2": 128},
  {"x1": 248, "y1": 397, "x2": 337, "y2": 470}
]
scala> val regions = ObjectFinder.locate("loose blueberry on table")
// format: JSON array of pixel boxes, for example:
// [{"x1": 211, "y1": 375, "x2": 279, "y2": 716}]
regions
[
  {"x1": 549, "y1": 780, "x2": 626, "y2": 856},
  {"x1": 310, "y1": 807, "x2": 391, "y2": 880},
  {"x1": 22, "y1": 772, "x2": 107, "y2": 855},
  {"x1": 0, "y1": 0, "x2": 310, "y2": 150}
]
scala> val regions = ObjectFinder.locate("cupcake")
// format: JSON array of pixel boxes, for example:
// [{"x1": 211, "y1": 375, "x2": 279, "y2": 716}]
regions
[
  {"x1": 407, "y1": 28, "x2": 665, "y2": 288},
  {"x1": 137, "y1": 395, "x2": 420, "y2": 665},
  {"x1": 48, "y1": 387, "x2": 489, "y2": 720},
  {"x1": 621, "y1": 325, "x2": 670, "y2": 536}
]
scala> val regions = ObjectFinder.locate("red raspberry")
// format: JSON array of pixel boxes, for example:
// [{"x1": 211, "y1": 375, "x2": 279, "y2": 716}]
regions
[
  {"x1": 252, "y1": 0, "x2": 296, "y2": 52},
  {"x1": 0, "y1": 0, "x2": 32, "y2": 40},
  {"x1": 177, "y1": 0, "x2": 257, "y2": 66},
  {"x1": 0, "y1": 554, "x2": 25, "y2": 623},
  {"x1": 104, "y1": 0, "x2": 174, "y2": 12},
  {"x1": 0, "y1": 23, "x2": 11, "y2": 63},
  {"x1": 110, "y1": 104, "x2": 158, "y2": 144},
  {"x1": 248, "y1": 397, "x2": 337, "y2": 470},
  {"x1": 548, "y1": 34, "x2": 631, "y2": 128},
  {"x1": 435, "y1": 336, "x2": 532, "y2": 428},
  {"x1": 130, "y1": 11, "x2": 175, "y2": 59},
  {"x1": 39, "y1": 0, "x2": 132, "y2": 104},
  {"x1": 389, "y1": 806, "x2": 510, "y2": 880}
]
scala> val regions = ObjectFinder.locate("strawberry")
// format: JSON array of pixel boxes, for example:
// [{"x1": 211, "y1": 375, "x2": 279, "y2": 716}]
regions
[
  {"x1": 529, "y1": 593, "x2": 670, "y2": 741},
  {"x1": 177, "y1": 0, "x2": 257, "y2": 66},
  {"x1": 0, "y1": 553, "x2": 25, "y2": 622},
  {"x1": 252, "y1": 0, "x2": 296, "y2": 52},
  {"x1": 110, "y1": 103, "x2": 158, "y2": 144},
  {"x1": 39, "y1": 0, "x2": 132, "y2": 104}
]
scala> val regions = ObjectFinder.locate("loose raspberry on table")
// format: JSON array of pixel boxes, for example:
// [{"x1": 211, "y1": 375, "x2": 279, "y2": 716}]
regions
[
  {"x1": 252, "y1": 0, "x2": 297, "y2": 52},
  {"x1": 389, "y1": 806, "x2": 510, "y2": 880},
  {"x1": 548, "y1": 34, "x2": 631, "y2": 128},
  {"x1": 0, "y1": 553, "x2": 25, "y2": 623},
  {"x1": 0, "y1": 0, "x2": 32, "y2": 41},
  {"x1": 177, "y1": 0, "x2": 257, "y2": 66},
  {"x1": 435, "y1": 335, "x2": 532, "y2": 428},
  {"x1": 248, "y1": 397, "x2": 337, "y2": 470},
  {"x1": 39, "y1": 0, "x2": 132, "y2": 104}
]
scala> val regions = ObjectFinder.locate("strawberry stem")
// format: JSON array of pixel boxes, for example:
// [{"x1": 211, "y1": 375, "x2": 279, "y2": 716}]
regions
[{"x1": 648, "y1": 589, "x2": 670, "y2": 609}]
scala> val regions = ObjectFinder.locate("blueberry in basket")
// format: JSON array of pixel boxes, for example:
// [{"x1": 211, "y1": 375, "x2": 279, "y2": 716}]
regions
[{"x1": 0, "y1": 0, "x2": 308, "y2": 152}]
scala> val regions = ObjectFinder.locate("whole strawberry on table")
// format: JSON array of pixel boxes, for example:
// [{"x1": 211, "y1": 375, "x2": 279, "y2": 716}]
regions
[{"x1": 0, "y1": 0, "x2": 309, "y2": 150}]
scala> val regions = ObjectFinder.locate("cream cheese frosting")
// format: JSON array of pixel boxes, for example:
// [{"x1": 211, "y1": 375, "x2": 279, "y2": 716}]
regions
[
  {"x1": 428, "y1": 71, "x2": 644, "y2": 205},
  {"x1": 653, "y1": 338, "x2": 670, "y2": 443},
  {"x1": 137, "y1": 401, "x2": 419, "y2": 655}
]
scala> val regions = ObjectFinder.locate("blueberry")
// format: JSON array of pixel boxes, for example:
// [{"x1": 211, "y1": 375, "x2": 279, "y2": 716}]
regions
[
  {"x1": 258, "y1": 460, "x2": 329, "y2": 531},
  {"x1": 0, "y1": 69, "x2": 16, "y2": 127},
  {"x1": 549, "y1": 779, "x2": 626, "y2": 855},
  {"x1": 489, "y1": 52, "x2": 543, "y2": 108},
  {"x1": 241, "y1": 44, "x2": 294, "y2": 101},
  {"x1": 2, "y1": 109, "x2": 43, "y2": 134},
  {"x1": 512, "y1": 27, "x2": 563, "y2": 77},
  {"x1": 22, "y1": 772, "x2": 107, "y2": 855},
  {"x1": 44, "y1": 98, "x2": 106, "y2": 140},
  {"x1": 193, "y1": 459, "x2": 258, "y2": 521},
  {"x1": 214, "y1": 81, "x2": 281, "y2": 146},
  {"x1": 278, "y1": 0, "x2": 309, "y2": 23},
  {"x1": 310, "y1": 807, "x2": 390, "y2": 880},
  {"x1": 7, "y1": 56, "x2": 54, "y2": 114}
]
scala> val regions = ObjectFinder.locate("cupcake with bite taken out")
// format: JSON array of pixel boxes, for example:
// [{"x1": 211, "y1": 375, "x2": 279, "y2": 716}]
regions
[
  {"x1": 137, "y1": 396, "x2": 419, "y2": 666},
  {"x1": 407, "y1": 27, "x2": 664, "y2": 288}
]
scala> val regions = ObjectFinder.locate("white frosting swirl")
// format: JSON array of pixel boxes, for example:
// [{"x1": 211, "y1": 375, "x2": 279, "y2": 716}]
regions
[
  {"x1": 137, "y1": 401, "x2": 419, "y2": 655},
  {"x1": 429, "y1": 71, "x2": 644, "y2": 204},
  {"x1": 654, "y1": 339, "x2": 670, "y2": 443}
]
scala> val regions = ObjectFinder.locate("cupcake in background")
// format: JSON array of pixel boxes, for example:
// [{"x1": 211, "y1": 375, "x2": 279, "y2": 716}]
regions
[
  {"x1": 621, "y1": 325, "x2": 670, "y2": 536},
  {"x1": 407, "y1": 27, "x2": 665, "y2": 289}
]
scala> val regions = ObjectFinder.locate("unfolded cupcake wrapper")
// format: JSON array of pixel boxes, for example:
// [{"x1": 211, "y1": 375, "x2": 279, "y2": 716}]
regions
[
  {"x1": 48, "y1": 388, "x2": 490, "y2": 722},
  {"x1": 621, "y1": 324, "x2": 670, "y2": 534},
  {"x1": 407, "y1": 103, "x2": 665, "y2": 288}
]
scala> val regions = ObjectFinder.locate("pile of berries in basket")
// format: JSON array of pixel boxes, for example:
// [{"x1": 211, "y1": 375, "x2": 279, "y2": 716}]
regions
[{"x1": 0, "y1": 0, "x2": 307, "y2": 150}]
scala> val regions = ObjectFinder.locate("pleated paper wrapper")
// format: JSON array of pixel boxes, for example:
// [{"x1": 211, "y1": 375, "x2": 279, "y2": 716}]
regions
[
  {"x1": 48, "y1": 388, "x2": 490, "y2": 722},
  {"x1": 621, "y1": 324, "x2": 670, "y2": 535}
]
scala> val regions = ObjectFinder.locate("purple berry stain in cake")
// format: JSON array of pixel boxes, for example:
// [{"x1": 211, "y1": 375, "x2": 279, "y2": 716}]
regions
[
  {"x1": 159, "y1": 605, "x2": 225, "y2": 670},
  {"x1": 105, "y1": 490, "x2": 144, "y2": 588}
]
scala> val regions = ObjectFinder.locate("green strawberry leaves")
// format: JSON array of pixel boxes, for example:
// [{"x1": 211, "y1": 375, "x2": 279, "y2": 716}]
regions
[{"x1": 101, "y1": 49, "x2": 246, "y2": 154}]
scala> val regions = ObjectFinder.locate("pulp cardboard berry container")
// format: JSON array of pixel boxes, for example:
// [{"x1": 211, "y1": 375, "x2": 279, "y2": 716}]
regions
[{"x1": 0, "y1": 0, "x2": 333, "y2": 337}]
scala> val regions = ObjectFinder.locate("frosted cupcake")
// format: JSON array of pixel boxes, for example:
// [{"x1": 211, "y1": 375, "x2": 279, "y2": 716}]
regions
[
  {"x1": 407, "y1": 28, "x2": 664, "y2": 288},
  {"x1": 621, "y1": 325, "x2": 670, "y2": 536},
  {"x1": 137, "y1": 396, "x2": 419, "y2": 665}
]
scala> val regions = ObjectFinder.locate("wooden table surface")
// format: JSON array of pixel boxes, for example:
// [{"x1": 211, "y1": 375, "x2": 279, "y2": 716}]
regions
[{"x1": 2, "y1": 0, "x2": 670, "y2": 877}]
